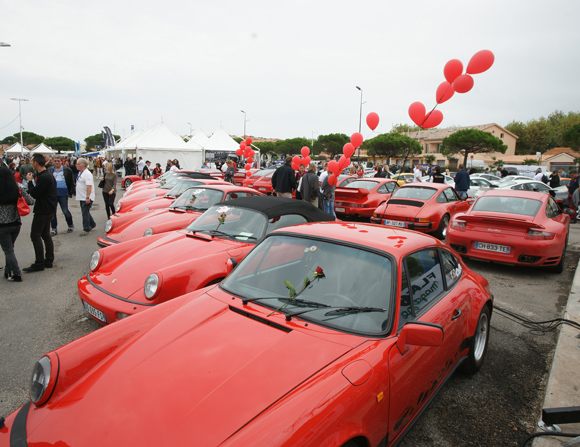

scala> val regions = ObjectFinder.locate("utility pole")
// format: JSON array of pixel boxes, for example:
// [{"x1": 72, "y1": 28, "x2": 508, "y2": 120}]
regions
[{"x1": 10, "y1": 98, "x2": 29, "y2": 157}]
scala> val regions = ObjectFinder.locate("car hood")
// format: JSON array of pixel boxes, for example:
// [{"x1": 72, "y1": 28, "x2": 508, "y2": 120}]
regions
[
  {"x1": 90, "y1": 231, "x2": 247, "y2": 300},
  {"x1": 29, "y1": 296, "x2": 352, "y2": 446}
]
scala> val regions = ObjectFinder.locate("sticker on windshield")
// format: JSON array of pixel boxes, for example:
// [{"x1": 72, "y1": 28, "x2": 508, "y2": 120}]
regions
[
  {"x1": 217, "y1": 206, "x2": 231, "y2": 213},
  {"x1": 309, "y1": 245, "x2": 317, "y2": 252},
  {"x1": 191, "y1": 189, "x2": 204, "y2": 195}
]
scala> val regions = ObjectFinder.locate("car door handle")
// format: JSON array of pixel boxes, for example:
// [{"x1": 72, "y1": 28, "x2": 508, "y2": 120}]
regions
[{"x1": 451, "y1": 309, "x2": 462, "y2": 320}]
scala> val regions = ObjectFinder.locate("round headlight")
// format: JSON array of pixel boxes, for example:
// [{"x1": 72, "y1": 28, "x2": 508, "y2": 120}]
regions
[
  {"x1": 90, "y1": 251, "x2": 101, "y2": 271},
  {"x1": 144, "y1": 273, "x2": 159, "y2": 299},
  {"x1": 115, "y1": 202, "x2": 121, "y2": 213},
  {"x1": 30, "y1": 356, "x2": 52, "y2": 404},
  {"x1": 104, "y1": 219, "x2": 113, "y2": 233},
  {"x1": 143, "y1": 227, "x2": 153, "y2": 237}
]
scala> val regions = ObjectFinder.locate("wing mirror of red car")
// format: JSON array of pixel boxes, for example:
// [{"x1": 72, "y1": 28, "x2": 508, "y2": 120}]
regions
[
  {"x1": 563, "y1": 208, "x2": 575, "y2": 215},
  {"x1": 226, "y1": 257, "x2": 238, "y2": 274},
  {"x1": 396, "y1": 322, "x2": 444, "y2": 355}
]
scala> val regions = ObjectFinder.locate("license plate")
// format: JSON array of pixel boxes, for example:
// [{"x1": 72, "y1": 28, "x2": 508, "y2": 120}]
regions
[
  {"x1": 83, "y1": 300, "x2": 107, "y2": 323},
  {"x1": 258, "y1": 187, "x2": 266, "y2": 191},
  {"x1": 474, "y1": 242, "x2": 510, "y2": 253},
  {"x1": 382, "y1": 219, "x2": 407, "y2": 228},
  {"x1": 335, "y1": 207, "x2": 345, "y2": 213}
]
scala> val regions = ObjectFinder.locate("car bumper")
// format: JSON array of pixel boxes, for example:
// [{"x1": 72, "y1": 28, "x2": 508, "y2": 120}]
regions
[
  {"x1": 335, "y1": 206, "x2": 375, "y2": 218},
  {"x1": 77, "y1": 275, "x2": 154, "y2": 325},
  {"x1": 446, "y1": 231, "x2": 564, "y2": 268},
  {"x1": 370, "y1": 217, "x2": 434, "y2": 232}
]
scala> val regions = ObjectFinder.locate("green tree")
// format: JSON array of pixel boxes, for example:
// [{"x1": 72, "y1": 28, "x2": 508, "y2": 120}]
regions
[
  {"x1": 440, "y1": 129, "x2": 507, "y2": 167},
  {"x1": 364, "y1": 133, "x2": 422, "y2": 166},
  {"x1": 562, "y1": 124, "x2": 580, "y2": 150},
  {"x1": 84, "y1": 133, "x2": 121, "y2": 151},
  {"x1": 424, "y1": 154, "x2": 437, "y2": 164},
  {"x1": 16, "y1": 131, "x2": 44, "y2": 146},
  {"x1": 274, "y1": 137, "x2": 311, "y2": 157},
  {"x1": 313, "y1": 133, "x2": 349, "y2": 160},
  {"x1": 44, "y1": 136, "x2": 75, "y2": 153},
  {"x1": 1, "y1": 135, "x2": 18, "y2": 145},
  {"x1": 391, "y1": 123, "x2": 421, "y2": 133},
  {"x1": 505, "y1": 121, "x2": 531, "y2": 154},
  {"x1": 253, "y1": 141, "x2": 277, "y2": 157},
  {"x1": 522, "y1": 158, "x2": 539, "y2": 165}
]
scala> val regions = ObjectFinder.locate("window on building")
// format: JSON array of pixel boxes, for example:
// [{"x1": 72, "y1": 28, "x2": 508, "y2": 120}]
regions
[
  {"x1": 425, "y1": 143, "x2": 429, "y2": 153},
  {"x1": 500, "y1": 133, "x2": 504, "y2": 138}
]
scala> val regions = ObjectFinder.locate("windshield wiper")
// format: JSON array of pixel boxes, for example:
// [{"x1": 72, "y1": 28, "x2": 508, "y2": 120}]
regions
[
  {"x1": 324, "y1": 306, "x2": 386, "y2": 316},
  {"x1": 242, "y1": 296, "x2": 330, "y2": 308}
]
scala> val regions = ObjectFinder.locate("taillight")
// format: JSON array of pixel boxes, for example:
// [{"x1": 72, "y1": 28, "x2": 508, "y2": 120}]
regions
[
  {"x1": 525, "y1": 229, "x2": 555, "y2": 240},
  {"x1": 451, "y1": 221, "x2": 466, "y2": 232}
]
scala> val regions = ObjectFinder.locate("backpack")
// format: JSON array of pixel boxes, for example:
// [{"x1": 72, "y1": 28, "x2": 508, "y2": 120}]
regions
[{"x1": 541, "y1": 174, "x2": 548, "y2": 183}]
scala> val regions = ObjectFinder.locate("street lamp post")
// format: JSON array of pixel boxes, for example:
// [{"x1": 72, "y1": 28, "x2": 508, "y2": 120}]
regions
[
  {"x1": 355, "y1": 86, "x2": 363, "y2": 164},
  {"x1": 10, "y1": 98, "x2": 29, "y2": 157},
  {"x1": 240, "y1": 110, "x2": 247, "y2": 139},
  {"x1": 187, "y1": 122, "x2": 193, "y2": 136}
]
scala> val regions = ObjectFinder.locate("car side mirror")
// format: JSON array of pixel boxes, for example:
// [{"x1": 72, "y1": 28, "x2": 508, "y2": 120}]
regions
[
  {"x1": 563, "y1": 208, "x2": 575, "y2": 215},
  {"x1": 226, "y1": 257, "x2": 238, "y2": 274},
  {"x1": 396, "y1": 321, "x2": 444, "y2": 355}
]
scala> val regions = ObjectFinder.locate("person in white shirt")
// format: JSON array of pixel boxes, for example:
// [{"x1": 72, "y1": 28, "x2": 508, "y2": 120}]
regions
[
  {"x1": 137, "y1": 157, "x2": 145, "y2": 175},
  {"x1": 413, "y1": 165, "x2": 423, "y2": 182},
  {"x1": 318, "y1": 162, "x2": 329, "y2": 210},
  {"x1": 75, "y1": 158, "x2": 96, "y2": 236},
  {"x1": 534, "y1": 168, "x2": 544, "y2": 182}
]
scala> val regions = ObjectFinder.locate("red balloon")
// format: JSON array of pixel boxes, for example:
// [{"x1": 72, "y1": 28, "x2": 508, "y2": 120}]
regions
[
  {"x1": 366, "y1": 112, "x2": 379, "y2": 131},
  {"x1": 301, "y1": 146, "x2": 310, "y2": 158},
  {"x1": 247, "y1": 157, "x2": 253, "y2": 164},
  {"x1": 245, "y1": 137, "x2": 253, "y2": 145},
  {"x1": 343, "y1": 143, "x2": 355, "y2": 158},
  {"x1": 301, "y1": 156, "x2": 311, "y2": 166},
  {"x1": 350, "y1": 132, "x2": 363, "y2": 148},
  {"x1": 436, "y1": 81, "x2": 455, "y2": 104},
  {"x1": 244, "y1": 163, "x2": 251, "y2": 170},
  {"x1": 246, "y1": 171, "x2": 252, "y2": 177},
  {"x1": 466, "y1": 50, "x2": 494, "y2": 75},
  {"x1": 338, "y1": 156, "x2": 350, "y2": 171},
  {"x1": 292, "y1": 155, "x2": 301, "y2": 166},
  {"x1": 292, "y1": 163, "x2": 298, "y2": 170},
  {"x1": 235, "y1": 149, "x2": 242, "y2": 156},
  {"x1": 453, "y1": 74, "x2": 474, "y2": 93},
  {"x1": 327, "y1": 174, "x2": 337, "y2": 187},
  {"x1": 240, "y1": 142, "x2": 246, "y2": 149},
  {"x1": 421, "y1": 110, "x2": 443, "y2": 129},
  {"x1": 328, "y1": 160, "x2": 339, "y2": 174},
  {"x1": 444, "y1": 59, "x2": 463, "y2": 83},
  {"x1": 408, "y1": 102, "x2": 426, "y2": 127},
  {"x1": 247, "y1": 149, "x2": 255, "y2": 158}
]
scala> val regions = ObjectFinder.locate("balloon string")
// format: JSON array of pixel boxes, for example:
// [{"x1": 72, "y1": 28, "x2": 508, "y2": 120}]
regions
[{"x1": 420, "y1": 82, "x2": 452, "y2": 128}]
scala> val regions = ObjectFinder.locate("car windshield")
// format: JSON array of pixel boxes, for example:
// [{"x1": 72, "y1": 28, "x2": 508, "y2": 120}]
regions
[
  {"x1": 221, "y1": 235, "x2": 393, "y2": 335},
  {"x1": 473, "y1": 196, "x2": 542, "y2": 217},
  {"x1": 251, "y1": 169, "x2": 274, "y2": 178},
  {"x1": 164, "y1": 181, "x2": 204, "y2": 197},
  {"x1": 159, "y1": 176, "x2": 191, "y2": 189},
  {"x1": 171, "y1": 188, "x2": 225, "y2": 211},
  {"x1": 392, "y1": 186, "x2": 437, "y2": 200},
  {"x1": 497, "y1": 176, "x2": 526, "y2": 186},
  {"x1": 344, "y1": 180, "x2": 379, "y2": 190},
  {"x1": 185, "y1": 205, "x2": 268, "y2": 241}
]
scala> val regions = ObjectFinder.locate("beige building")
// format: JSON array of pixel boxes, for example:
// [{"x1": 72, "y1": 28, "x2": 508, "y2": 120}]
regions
[{"x1": 542, "y1": 147, "x2": 580, "y2": 173}]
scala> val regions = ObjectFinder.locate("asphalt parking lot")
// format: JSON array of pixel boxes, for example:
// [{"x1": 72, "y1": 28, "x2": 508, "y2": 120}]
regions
[{"x1": 1, "y1": 199, "x2": 579, "y2": 446}]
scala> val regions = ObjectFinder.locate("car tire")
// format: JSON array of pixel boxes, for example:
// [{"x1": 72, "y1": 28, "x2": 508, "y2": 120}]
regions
[
  {"x1": 550, "y1": 241, "x2": 567, "y2": 274},
  {"x1": 460, "y1": 305, "x2": 491, "y2": 375},
  {"x1": 435, "y1": 214, "x2": 450, "y2": 240},
  {"x1": 124, "y1": 179, "x2": 132, "y2": 189}
]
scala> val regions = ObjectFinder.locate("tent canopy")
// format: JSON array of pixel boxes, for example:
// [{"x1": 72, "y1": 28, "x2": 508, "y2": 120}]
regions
[
  {"x1": 4, "y1": 143, "x2": 28, "y2": 155},
  {"x1": 31, "y1": 143, "x2": 56, "y2": 155}
]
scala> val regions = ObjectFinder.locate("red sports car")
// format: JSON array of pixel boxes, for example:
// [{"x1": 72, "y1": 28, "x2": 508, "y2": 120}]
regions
[
  {"x1": 243, "y1": 168, "x2": 275, "y2": 188},
  {"x1": 120, "y1": 173, "x2": 160, "y2": 188},
  {"x1": 334, "y1": 178, "x2": 399, "y2": 219},
  {"x1": 371, "y1": 183, "x2": 472, "y2": 239},
  {"x1": 251, "y1": 170, "x2": 275, "y2": 194},
  {"x1": 4, "y1": 223, "x2": 493, "y2": 447},
  {"x1": 79, "y1": 196, "x2": 335, "y2": 325},
  {"x1": 446, "y1": 189, "x2": 572, "y2": 273},
  {"x1": 97, "y1": 185, "x2": 264, "y2": 247}
]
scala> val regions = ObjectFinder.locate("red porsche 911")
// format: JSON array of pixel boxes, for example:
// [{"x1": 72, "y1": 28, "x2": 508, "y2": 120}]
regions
[
  {"x1": 334, "y1": 178, "x2": 399, "y2": 219},
  {"x1": 446, "y1": 189, "x2": 572, "y2": 273},
  {"x1": 97, "y1": 185, "x2": 264, "y2": 247},
  {"x1": 2, "y1": 222, "x2": 493, "y2": 447},
  {"x1": 79, "y1": 197, "x2": 335, "y2": 325},
  {"x1": 371, "y1": 183, "x2": 472, "y2": 239}
]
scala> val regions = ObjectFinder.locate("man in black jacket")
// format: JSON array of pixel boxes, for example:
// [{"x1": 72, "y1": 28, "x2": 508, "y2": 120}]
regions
[
  {"x1": 49, "y1": 156, "x2": 75, "y2": 235},
  {"x1": 271, "y1": 156, "x2": 297, "y2": 198},
  {"x1": 24, "y1": 154, "x2": 57, "y2": 272}
]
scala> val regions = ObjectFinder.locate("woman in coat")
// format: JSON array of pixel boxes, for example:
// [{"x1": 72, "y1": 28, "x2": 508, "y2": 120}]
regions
[
  {"x1": 101, "y1": 162, "x2": 118, "y2": 219},
  {"x1": 0, "y1": 166, "x2": 35, "y2": 282}
]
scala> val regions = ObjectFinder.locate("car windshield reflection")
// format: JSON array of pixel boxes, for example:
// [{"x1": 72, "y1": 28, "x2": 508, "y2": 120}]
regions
[
  {"x1": 171, "y1": 188, "x2": 225, "y2": 211},
  {"x1": 344, "y1": 180, "x2": 379, "y2": 190},
  {"x1": 222, "y1": 235, "x2": 393, "y2": 335},
  {"x1": 473, "y1": 196, "x2": 542, "y2": 217},
  {"x1": 185, "y1": 205, "x2": 268, "y2": 241},
  {"x1": 392, "y1": 186, "x2": 437, "y2": 201}
]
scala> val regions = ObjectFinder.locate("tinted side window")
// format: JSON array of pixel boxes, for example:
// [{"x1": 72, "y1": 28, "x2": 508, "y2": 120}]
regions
[
  {"x1": 444, "y1": 188, "x2": 459, "y2": 202},
  {"x1": 266, "y1": 214, "x2": 308, "y2": 233},
  {"x1": 386, "y1": 182, "x2": 397, "y2": 193},
  {"x1": 436, "y1": 192, "x2": 447, "y2": 203},
  {"x1": 545, "y1": 198, "x2": 560, "y2": 218},
  {"x1": 440, "y1": 249, "x2": 462, "y2": 289},
  {"x1": 377, "y1": 184, "x2": 388, "y2": 194}
]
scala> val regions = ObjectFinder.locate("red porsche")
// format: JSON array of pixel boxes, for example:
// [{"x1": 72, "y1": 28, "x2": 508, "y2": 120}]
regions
[
  {"x1": 446, "y1": 189, "x2": 572, "y2": 273},
  {"x1": 371, "y1": 183, "x2": 472, "y2": 239},
  {"x1": 334, "y1": 178, "x2": 399, "y2": 219},
  {"x1": 3, "y1": 222, "x2": 493, "y2": 447},
  {"x1": 97, "y1": 185, "x2": 264, "y2": 247},
  {"x1": 243, "y1": 168, "x2": 275, "y2": 188},
  {"x1": 79, "y1": 196, "x2": 335, "y2": 325}
]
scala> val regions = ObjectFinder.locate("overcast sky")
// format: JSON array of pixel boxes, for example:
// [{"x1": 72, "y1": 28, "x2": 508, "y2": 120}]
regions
[{"x1": 1, "y1": 0, "x2": 579, "y2": 144}]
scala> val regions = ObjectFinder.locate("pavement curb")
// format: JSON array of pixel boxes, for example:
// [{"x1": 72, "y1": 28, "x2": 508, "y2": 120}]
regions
[{"x1": 534, "y1": 260, "x2": 580, "y2": 446}]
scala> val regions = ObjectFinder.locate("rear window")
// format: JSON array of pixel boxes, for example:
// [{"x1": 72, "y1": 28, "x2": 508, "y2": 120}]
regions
[
  {"x1": 473, "y1": 196, "x2": 542, "y2": 217},
  {"x1": 392, "y1": 186, "x2": 437, "y2": 201},
  {"x1": 344, "y1": 180, "x2": 379, "y2": 190}
]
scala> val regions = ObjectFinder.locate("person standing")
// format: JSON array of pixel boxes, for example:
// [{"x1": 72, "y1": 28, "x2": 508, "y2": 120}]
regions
[
  {"x1": 567, "y1": 170, "x2": 578, "y2": 224},
  {"x1": 153, "y1": 163, "x2": 163, "y2": 176},
  {"x1": 300, "y1": 163, "x2": 319, "y2": 207},
  {"x1": 0, "y1": 167, "x2": 35, "y2": 281},
  {"x1": 136, "y1": 157, "x2": 145, "y2": 176},
  {"x1": 432, "y1": 165, "x2": 445, "y2": 183},
  {"x1": 102, "y1": 162, "x2": 117, "y2": 219},
  {"x1": 295, "y1": 164, "x2": 306, "y2": 200},
  {"x1": 224, "y1": 160, "x2": 236, "y2": 184},
  {"x1": 549, "y1": 171, "x2": 560, "y2": 188},
  {"x1": 321, "y1": 173, "x2": 336, "y2": 216},
  {"x1": 124, "y1": 157, "x2": 135, "y2": 176},
  {"x1": 319, "y1": 162, "x2": 329, "y2": 210},
  {"x1": 271, "y1": 156, "x2": 297, "y2": 198},
  {"x1": 23, "y1": 154, "x2": 57, "y2": 272},
  {"x1": 50, "y1": 156, "x2": 74, "y2": 235},
  {"x1": 454, "y1": 164, "x2": 470, "y2": 200},
  {"x1": 142, "y1": 160, "x2": 152, "y2": 180},
  {"x1": 76, "y1": 158, "x2": 97, "y2": 236},
  {"x1": 413, "y1": 164, "x2": 423, "y2": 182}
]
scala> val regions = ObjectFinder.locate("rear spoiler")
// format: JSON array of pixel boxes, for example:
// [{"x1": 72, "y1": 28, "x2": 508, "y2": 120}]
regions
[
  {"x1": 335, "y1": 187, "x2": 370, "y2": 198},
  {"x1": 455, "y1": 214, "x2": 544, "y2": 230}
]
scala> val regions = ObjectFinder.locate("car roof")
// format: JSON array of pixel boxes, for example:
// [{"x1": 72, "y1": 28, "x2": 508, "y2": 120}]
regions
[
  {"x1": 275, "y1": 222, "x2": 445, "y2": 255},
  {"x1": 218, "y1": 196, "x2": 336, "y2": 221},
  {"x1": 191, "y1": 184, "x2": 260, "y2": 192},
  {"x1": 477, "y1": 188, "x2": 549, "y2": 201}
]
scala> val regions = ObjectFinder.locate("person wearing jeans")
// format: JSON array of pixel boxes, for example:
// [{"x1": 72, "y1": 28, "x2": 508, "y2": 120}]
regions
[
  {"x1": 50, "y1": 156, "x2": 74, "y2": 235},
  {"x1": 75, "y1": 158, "x2": 96, "y2": 236},
  {"x1": 101, "y1": 162, "x2": 117, "y2": 219}
]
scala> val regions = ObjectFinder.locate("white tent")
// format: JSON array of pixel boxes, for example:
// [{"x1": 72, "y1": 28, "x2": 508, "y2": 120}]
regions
[
  {"x1": 4, "y1": 143, "x2": 28, "y2": 155},
  {"x1": 203, "y1": 126, "x2": 240, "y2": 162},
  {"x1": 186, "y1": 130, "x2": 208, "y2": 149},
  {"x1": 109, "y1": 122, "x2": 202, "y2": 170},
  {"x1": 31, "y1": 143, "x2": 56, "y2": 155}
]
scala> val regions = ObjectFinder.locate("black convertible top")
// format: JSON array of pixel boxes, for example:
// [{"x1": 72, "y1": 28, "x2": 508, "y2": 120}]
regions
[
  {"x1": 178, "y1": 171, "x2": 215, "y2": 180},
  {"x1": 218, "y1": 196, "x2": 335, "y2": 222}
]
